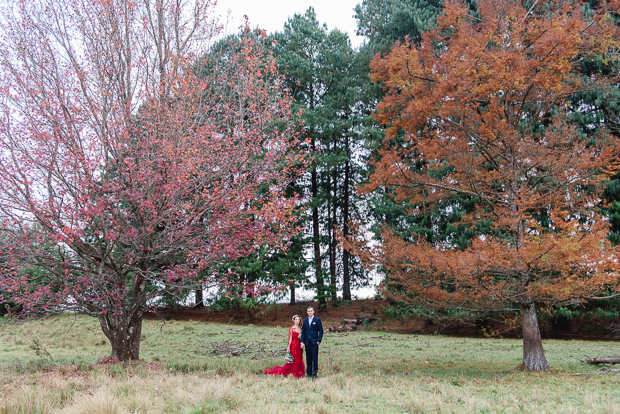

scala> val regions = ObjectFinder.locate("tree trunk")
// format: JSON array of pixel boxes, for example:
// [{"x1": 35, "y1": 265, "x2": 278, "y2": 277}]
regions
[
  {"x1": 329, "y1": 165, "x2": 338, "y2": 306},
  {"x1": 99, "y1": 311, "x2": 143, "y2": 361},
  {"x1": 311, "y1": 136, "x2": 325, "y2": 309},
  {"x1": 195, "y1": 288, "x2": 204, "y2": 308},
  {"x1": 99, "y1": 272, "x2": 147, "y2": 361},
  {"x1": 342, "y1": 135, "x2": 352, "y2": 301},
  {"x1": 521, "y1": 303, "x2": 549, "y2": 371},
  {"x1": 290, "y1": 281, "x2": 296, "y2": 304}
]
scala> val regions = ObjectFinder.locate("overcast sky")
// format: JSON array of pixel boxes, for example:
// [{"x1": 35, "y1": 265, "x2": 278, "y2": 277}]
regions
[{"x1": 213, "y1": 0, "x2": 365, "y2": 48}]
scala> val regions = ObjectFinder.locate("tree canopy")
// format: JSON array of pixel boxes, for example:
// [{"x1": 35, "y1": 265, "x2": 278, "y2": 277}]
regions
[
  {"x1": 0, "y1": 0, "x2": 301, "y2": 360},
  {"x1": 347, "y1": 0, "x2": 620, "y2": 371}
]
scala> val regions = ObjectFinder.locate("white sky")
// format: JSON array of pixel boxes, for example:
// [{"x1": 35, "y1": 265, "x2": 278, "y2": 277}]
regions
[{"x1": 213, "y1": 0, "x2": 365, "y2": 48}]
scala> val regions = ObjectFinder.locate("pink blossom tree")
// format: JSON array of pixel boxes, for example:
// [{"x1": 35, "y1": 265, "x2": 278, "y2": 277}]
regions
[{"x1": 0, "y1": 0, "x2": 302, "y2": 360}]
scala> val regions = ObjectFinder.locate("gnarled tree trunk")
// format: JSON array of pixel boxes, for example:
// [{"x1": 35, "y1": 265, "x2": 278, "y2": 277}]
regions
[
  {"x1": 99, "y1": 310, "x2": 143, "y2": 361},
  {"x1": 98, "y1": 273, "x2": 146, "y2": 361},
  {"x1": 521, "y1": 302, "x2": 549, "y2": 371}
]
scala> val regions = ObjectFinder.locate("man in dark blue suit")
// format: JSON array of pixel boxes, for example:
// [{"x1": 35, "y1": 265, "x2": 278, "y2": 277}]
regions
[{"x1": 300, "y1": 305, "x2": 323, "y2": 378}]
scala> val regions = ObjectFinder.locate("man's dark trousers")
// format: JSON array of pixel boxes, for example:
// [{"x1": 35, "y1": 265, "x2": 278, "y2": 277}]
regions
[
  {"x1": 305, "y1": 341, "x2": 319, "y2": 377},
  {"x1": 301, "y1": 316, "x2": 323, "y2": 378}
]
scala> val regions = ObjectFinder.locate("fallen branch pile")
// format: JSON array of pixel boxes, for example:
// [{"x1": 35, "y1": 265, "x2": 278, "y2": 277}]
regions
[
  {"x1": 579, "y1": 356, "x2": 620, "y2": 365},
  {"x1": 351, "y1": 341, "x2": 380, "y2": 348},
  {"x1": 597, "y1": 366, "x2": 620, "y2": 376},
  {"x1": 572, "y1": 355, "x2": 620, "y2": 378},
  {"x1": 572, "y1": 365, "x2": 620, "y2": 378},
  {"x1": 196, "y1": 339, "x2": 286, "y2": 360},
  {"x1": 329, "y1": 314, "x2": 377, "y2": 332}
]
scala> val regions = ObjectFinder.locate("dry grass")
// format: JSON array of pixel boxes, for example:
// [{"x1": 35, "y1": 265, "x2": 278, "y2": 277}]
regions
[{"x1": 0, "y1": 315, "x2": 618, "y2": 413}]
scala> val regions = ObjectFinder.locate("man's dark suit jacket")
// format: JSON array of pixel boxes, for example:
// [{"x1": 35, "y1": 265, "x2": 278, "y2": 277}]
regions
[{"x1": 301, "y1": 316, "x2": 323, "y2": 346}]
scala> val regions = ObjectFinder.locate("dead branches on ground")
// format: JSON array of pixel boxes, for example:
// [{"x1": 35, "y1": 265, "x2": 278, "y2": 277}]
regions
[
  {"x1": 572, "y1": 365, "x2": 620, "y2": 378},
  {"x1": 196, "y1": 338, "x2": 286, "y2": 360},
  {"x1": 597, "y1": 366, "x2": 620, "y2": 375},
  {"x1": 579, "y1": 356, "x2": 620, "y2": 365},
  {"x1": 573, "y1": 355, "x2": 620, "y2": 378}
]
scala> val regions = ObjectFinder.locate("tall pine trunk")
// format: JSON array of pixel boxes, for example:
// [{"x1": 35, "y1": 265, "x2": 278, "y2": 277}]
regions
[
  {"x1": 342, "y1": 135, "x2": 352, "y2": 300},
  {"x1": 290, "y1": 282, "x2": 296, "y2": 304},
  {"x1": 520, "y1": 302, "x2": 549, "y2": 371},
  {"x1": 311, "y1": 136, "x2": 325, "y2": 309},
  {"x1": 329, "y1": 166, "x2": 338, "y2": 306}
]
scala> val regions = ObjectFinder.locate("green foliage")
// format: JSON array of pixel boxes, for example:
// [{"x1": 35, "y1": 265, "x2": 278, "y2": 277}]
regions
[
  {"x1": 553, "y1": 306, "x2": 575, "y2": 319},
  {"x1": 383, "y1": 303, "x2": 431, "y2": 319},
  {"x1": 551, "y1": 296, "x2": 620, "y2": 320},
  {"x1": 206, "y1": 237, "x2": 309, "y2": 310},
  {"x1": 355, "y1": 0, "x2": 442, "y2": 46},
  {"x1": 382, "y1": 302, "x2": 478, "y2": 320},
  {"x1": 591, "y1": 307, "x2": 619, "y2": 320},
  {"x1": 271, "y1": 7, "x2": 371, "y2": 303}
]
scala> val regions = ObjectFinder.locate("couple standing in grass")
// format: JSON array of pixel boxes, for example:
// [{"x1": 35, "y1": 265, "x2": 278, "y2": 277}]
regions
[{"x1": 264, "y1": 305, "x2": 324, "y2": 379}]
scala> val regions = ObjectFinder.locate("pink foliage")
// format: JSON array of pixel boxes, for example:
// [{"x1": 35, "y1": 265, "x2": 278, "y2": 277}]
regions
[{"x1": 0, "y1": 0, "x2": 303, "y2": 320}]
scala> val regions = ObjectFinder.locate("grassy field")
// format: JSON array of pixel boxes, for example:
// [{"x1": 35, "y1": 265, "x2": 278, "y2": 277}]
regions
[{"x1": 0, "y1": 315, "x2": 618, "y2": 413}]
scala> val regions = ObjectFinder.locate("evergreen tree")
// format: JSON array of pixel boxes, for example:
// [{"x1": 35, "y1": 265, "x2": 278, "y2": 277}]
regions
[
  {"x1": 272, "y1": 8, "x2": 369, "y2": 306},
  {"x1": 191, "y1": 31, "x2": 309, "y2": 308},
  {"x1": 355, "y1": 0, "x2": 442, "y2": 46}
]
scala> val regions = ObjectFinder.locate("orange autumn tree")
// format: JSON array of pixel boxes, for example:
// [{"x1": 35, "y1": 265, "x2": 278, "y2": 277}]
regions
[{"x1": 352, "y1": 0, "x2": 620, "y2": 371}]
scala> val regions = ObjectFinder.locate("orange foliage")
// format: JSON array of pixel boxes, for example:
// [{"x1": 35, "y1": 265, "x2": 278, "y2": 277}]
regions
[{"x1": 351, "y1": 0, "x2": 620, "y2": 311}]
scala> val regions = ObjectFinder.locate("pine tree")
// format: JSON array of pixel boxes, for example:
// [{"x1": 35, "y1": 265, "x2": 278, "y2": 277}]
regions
[{"x1": 272, "y1": 8, "x2": 368, "y2": 306}]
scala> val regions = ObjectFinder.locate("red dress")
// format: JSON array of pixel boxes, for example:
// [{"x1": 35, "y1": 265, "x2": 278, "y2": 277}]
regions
[{"x1": 263, "y1": 327, "x2": 305, "y2": 378}]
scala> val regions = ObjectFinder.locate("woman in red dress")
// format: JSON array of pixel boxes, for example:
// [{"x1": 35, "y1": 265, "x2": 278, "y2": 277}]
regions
[{"x1": 264, "y1": 315, "x2": 305, "y2": 378}]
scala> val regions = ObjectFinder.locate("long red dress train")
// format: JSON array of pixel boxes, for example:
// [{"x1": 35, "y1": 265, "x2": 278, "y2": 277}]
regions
[{"x1": 264, "y1": 327, "x2": 305, "y2": 378}]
